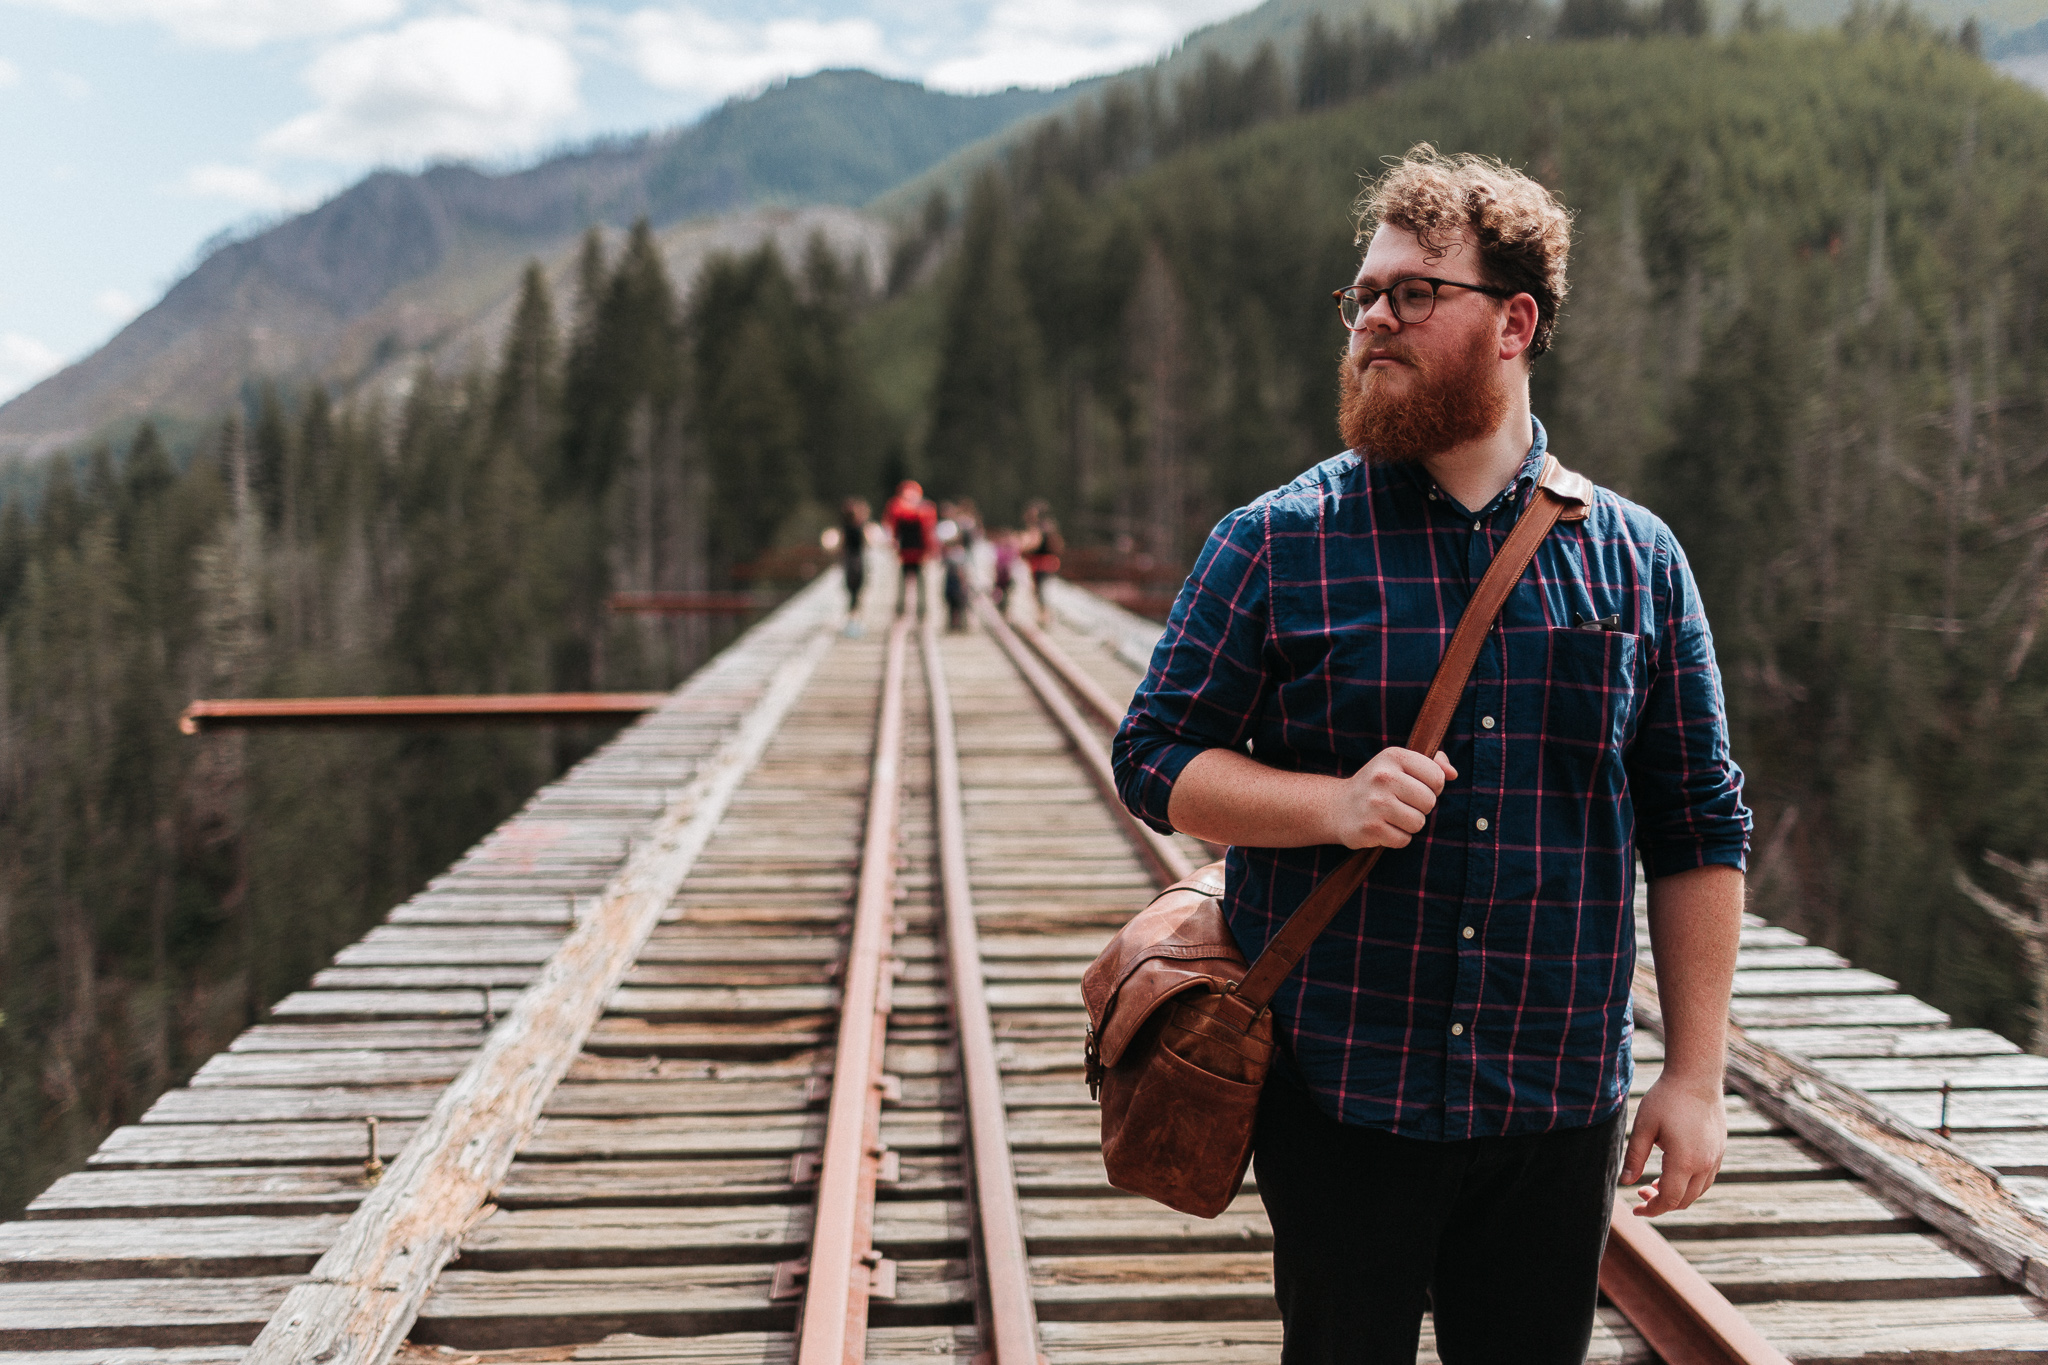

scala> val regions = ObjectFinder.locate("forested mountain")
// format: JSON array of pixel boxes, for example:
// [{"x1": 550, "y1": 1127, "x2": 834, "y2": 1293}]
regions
[{"x1": 6, "y1": 1, "x2": 2047, "y2": 1221}]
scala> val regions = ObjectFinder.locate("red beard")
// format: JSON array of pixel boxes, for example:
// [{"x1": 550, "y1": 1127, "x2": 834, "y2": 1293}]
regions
[{"x1": 1337, "y1": 325, "x2": 1508, "y2": 465}]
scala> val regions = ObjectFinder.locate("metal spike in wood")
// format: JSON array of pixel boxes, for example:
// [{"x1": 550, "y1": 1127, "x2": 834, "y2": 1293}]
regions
[{"x1": 240, "y1": 617, "x2": 836, "y2": 1365}]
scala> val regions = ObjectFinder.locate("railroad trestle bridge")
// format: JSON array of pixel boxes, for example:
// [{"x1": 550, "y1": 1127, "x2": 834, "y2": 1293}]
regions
[{"x1": 7, "y1": 567, "x2": 2048, "y2": 1364}]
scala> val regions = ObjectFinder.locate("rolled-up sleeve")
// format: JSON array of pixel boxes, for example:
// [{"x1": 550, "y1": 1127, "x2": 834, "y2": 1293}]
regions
[
  {"x1": 1112, "y1": 503, "x2": 1273, "y2": 834},
  {"x1": 1626, "y1": 527, "x2": 1752, "y2": 877}
]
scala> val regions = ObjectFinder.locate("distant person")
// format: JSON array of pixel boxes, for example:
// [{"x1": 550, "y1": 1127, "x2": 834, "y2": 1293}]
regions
[
  {"x1": 942, "y1": 539, "x2": 971, "y2": 633},
  {"x1": 1110, "y1": 146, "x2": 1749, "y2": 1365},
  {"x1": 991, "y1": 530, "x2": 1021, "y2": 614},
  {"x1": 1019, "y1": 501, "x2": 1064, "y2": 628},
  {"x1": 838, "y1": 497, "x2": 870, "y2": 637},
  {"x1": 883, "y1": 480, "x2": 937, "y2": 617},
  {"x1": 955, "y1": 497, "x2": 983, "y2": 554}
]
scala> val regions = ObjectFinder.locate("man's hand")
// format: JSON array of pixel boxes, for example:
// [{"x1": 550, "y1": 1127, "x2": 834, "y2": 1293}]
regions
[
  {"x1": 1621, "y1": 1074, "x2": 1726, "y2": 1216},
  {"x1": 1330, "y1": 746, "x2": 1457, "y2": 849}
]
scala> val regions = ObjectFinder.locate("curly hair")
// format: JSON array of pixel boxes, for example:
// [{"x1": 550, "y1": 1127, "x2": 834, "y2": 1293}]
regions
[{"x1": 1353, "y1": 144, "x2": 1573, "y2": 356}]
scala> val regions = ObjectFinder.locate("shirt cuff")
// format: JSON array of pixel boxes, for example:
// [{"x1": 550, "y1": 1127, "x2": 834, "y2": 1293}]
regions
[
  {"x1": 1119, "y1": 738, "x2": 1208, "y2": 836},
  {"x1": 1639, "y1": 835, "x2": 1749, "y2": 880}
]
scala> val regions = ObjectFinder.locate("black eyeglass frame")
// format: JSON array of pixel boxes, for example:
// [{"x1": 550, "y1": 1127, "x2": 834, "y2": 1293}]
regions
[{"x1": 1333, "y1": 276, "x2": 1517, "y2": 330}]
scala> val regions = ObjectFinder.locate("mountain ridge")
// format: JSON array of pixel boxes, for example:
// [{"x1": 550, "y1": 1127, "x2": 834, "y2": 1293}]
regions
[{"x1": 0, "y1": 70, "x2": 1066, "y2": 459}]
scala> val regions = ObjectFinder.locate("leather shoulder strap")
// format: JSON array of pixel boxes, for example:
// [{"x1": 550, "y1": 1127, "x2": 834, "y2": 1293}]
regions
[{"x1": 1230, "y1": 455, "x2": 1591, "y2": 1012}]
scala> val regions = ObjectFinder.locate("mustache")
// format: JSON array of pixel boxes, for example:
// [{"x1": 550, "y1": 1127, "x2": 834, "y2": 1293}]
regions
[{"x1": 1348, "y1": 341, "x2": 1419, "y2": 373}]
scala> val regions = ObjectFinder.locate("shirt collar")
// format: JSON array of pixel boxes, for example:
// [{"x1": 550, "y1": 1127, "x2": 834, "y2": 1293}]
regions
[{"x1": 1387, "y1": 415, "x2": 1548, "y2": 519}]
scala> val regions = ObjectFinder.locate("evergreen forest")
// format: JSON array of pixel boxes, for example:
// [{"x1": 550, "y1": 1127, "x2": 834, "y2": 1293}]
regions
[{"x1": 6, "y1": 8, "x2": 2048, "y2": 1215}]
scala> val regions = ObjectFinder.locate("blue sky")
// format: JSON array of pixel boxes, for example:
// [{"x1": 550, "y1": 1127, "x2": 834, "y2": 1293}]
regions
[{"x1": 0, "y1": 0, "x2": 1255, "y2": 402}]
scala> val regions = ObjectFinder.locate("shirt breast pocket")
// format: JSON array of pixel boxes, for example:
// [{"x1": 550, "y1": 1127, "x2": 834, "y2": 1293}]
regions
[{"x1": 1542, "y1": 627, "x2": 1642, "y2": 764}]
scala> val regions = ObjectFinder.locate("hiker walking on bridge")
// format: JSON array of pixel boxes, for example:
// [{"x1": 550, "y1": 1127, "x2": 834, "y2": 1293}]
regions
[
  {"x1": 1111, "y1": 146, "x2": 1752, "y2": 1365},
  {"x1": 883, "y1": 479, "x2": 937, "y2": 618}
]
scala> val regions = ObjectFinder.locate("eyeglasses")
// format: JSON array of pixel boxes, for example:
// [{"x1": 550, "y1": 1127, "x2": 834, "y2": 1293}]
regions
[{"x1": 1333, "y1": 277, "x2": 1516, "y2": 330}]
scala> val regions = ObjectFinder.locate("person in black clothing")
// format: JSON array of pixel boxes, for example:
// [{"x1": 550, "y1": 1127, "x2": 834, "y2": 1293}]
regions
[{"x1": 838, "y1": 497, "x2": 870, "y2": 636}]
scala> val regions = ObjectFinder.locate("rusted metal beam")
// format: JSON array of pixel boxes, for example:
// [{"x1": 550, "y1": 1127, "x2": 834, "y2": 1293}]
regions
[
  {"x1": 1600, "y1": 1195, "x2": 1792, "y2": 1365},
  {"x1": 974, "y1": 596, "x2": 1193, "y2": 887},
  {"x1": 794, "y1": 613, "x2": 910, "y2": 1365},
  {"x1": 920, "y1": 618, "x2": 1043, "y2": 1365},
  {"x1": 608, "y1": 591, "x2": 766, "y2": 615},
  {"x1": 178, "y1": 694, "x2": 670, "y2": 734}
]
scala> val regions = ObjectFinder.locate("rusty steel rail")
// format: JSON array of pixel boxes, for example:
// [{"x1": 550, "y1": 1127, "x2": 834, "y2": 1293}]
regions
[
  {"x1": 1601, "y1": 1198, "x2": 1792, "y2": 1365},
  {"x1": 973, "y1": 596, "x2": 1194, "y2": 886},
  {"x1": 920, "y1": 615, "x2": 1043, "y2": 1365},
  {"x1": 178, "y1": 693, "x2": 669, "y2": 734},
  {"x1": 608, "y1": 591, "x2": 768, "y2": 614},
  {"x1": 1009, "y1": 616, "x2": 1132, "y2": 733},
  {"x1": 791, "y1": 613, "x2": 911, "y2": 1365}
]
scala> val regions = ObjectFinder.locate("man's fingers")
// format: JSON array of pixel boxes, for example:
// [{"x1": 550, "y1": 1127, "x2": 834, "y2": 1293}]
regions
[
  {"x1": 1386, "y1": 771, "x2": 1440, "y2": 816},
  {"x1": 1433, "y1": 750, "x2": 1458, "y2": 783},
  {"x1": 1383, "y1": 801, "x2": 1427, "y2": 835},
  {"x1": 1620, "y1": 1117, "x2": 1656, "y2": 1186},
  {"x1": 1391, "y1": 747, "x2": 1450, "y2": 793}
]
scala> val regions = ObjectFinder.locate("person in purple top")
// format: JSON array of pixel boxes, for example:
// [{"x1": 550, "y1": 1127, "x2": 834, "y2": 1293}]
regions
[{"x1": 1111, "y1": 145, "x2": 1751, "y2": 1364}]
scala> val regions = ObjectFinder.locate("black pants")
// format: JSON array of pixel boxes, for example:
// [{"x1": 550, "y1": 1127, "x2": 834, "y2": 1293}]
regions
[{"x1": 1253, "y1": 1073, "x2": 1624, "y2": 1365}]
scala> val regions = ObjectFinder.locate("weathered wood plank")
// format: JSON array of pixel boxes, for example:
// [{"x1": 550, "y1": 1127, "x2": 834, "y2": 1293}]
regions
[
  {"x1": 1671, "y1": 1231, "x2": 2002, "y2": 1301},
  {"x1": 1728, "y1": 968, "x2": 1901, "y2": 997},
  {"x1": 1650, "y1": 1182, "x2": 1918, "y2": 1239},
  {"x1": 1743, "y1": 1026, "x2": 2023, "y2": 1061},
  {"x1": 0, "y1": 1215, "x2": 346, "y2": 1280},
  {"x1": 91, "y1": 1121, "x2": 421, "y2": 1168},
  {"x1": 1725, "y1": 995, "x2": 1949, "y2": 1029},
  {"x1": 0, "y1": 1276, "x2": 295, "y2": 1349},
  {"x1": 1737, "y1": 1293, "x2": 2048, "y2": 1359},
  {"x1": 26, "y1": 1168, "x2": 371, "y2": 1220},
  {"x1": 1814, "y1": 1054, "x2": 2048, "y2": 1092}
]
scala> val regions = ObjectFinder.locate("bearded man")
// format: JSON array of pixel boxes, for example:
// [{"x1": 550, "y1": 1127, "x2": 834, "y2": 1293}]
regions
[{"x1": 1111, "y1": 146, "x2": 1750, "y2": 1364}]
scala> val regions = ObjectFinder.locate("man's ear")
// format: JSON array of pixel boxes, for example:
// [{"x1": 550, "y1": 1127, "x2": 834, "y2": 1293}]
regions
[{"x1": 1499, "y1": 293, "x2": 1540, "y2": 362}]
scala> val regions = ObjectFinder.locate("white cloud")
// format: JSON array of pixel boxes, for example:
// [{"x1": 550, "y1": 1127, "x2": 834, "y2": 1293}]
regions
[
  {"x1": 0, "y1": 56, "x2": 20, "y2": 88},
  {"x1": 0, "y1": 332, "x2": 65, "y2": 403},
  {"x1": 261, "y1": 14, "x2": 580, "y2": 165},
  {"x1": 181, "y1": 161, "x2": 306, "y2": 209},
  {"x1": 926, "y1": 0, "x2": 1250, "y2": 92},
  {"x1": 618, "y1": 5, "x2": 892, "y2": 102},
  {"x1": 9, "y1": 0, "x2": 401, "y2": 50},
  {"x1": 51, "y1": 69, "x2": 90, "y2": 99},
  {"x1": 93, "y1": 287, "x2": 142, "y2": 321}
]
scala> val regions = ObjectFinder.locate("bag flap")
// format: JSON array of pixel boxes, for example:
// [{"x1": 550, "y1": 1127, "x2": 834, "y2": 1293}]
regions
[{"x1": 1082, "y1": 860, "x2": 1246, "y2": 1066}]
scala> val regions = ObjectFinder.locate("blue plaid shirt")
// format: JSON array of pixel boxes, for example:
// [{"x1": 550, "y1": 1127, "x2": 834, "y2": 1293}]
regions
[{"x1": 1112, "y1": 421, "x2": 1750, "y2": 1140}]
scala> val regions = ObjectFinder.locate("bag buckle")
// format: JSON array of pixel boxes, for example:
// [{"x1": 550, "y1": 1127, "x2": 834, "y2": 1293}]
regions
[{"x1": 1083, "y1": 1025, "x2": 1104, "y2": 1101}]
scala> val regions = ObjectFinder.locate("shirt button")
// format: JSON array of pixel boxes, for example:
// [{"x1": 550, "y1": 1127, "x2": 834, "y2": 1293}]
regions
[
  {"x1": 1481, "y1": 715, "x2": 1495, "y2": 730},
  {"x1": 1472, "y1": 521, "x2": 1482, "y2": 531},
  {"x1": 1451, "y1": 1023, "x2": 1465, "y2": 1036},
  {"x1": 1462, "y1": 925, "x2": 1475, "y2": 939},
  {"x1": 1475, "y1": 817, "x2": 1489, "y2": 832}
]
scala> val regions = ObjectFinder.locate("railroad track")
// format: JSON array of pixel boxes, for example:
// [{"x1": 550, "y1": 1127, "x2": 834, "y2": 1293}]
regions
[{"x1": 7, "y1": 563, "x2": 2048, "y2": 1363}]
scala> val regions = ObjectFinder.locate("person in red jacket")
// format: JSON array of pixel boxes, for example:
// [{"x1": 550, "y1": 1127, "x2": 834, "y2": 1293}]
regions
[{"x1": 882, "y1": 480, "x2": 938, "y2": 617}]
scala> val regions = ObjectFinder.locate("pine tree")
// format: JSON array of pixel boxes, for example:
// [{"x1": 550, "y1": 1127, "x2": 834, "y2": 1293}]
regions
[{"x1": 925, "y1": 171, "x2": 1056, "y2": 522}]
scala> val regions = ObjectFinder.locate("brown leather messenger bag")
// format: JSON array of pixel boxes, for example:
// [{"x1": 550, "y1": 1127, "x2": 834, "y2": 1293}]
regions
[{"x1": 1080, "y1": 454, "x2": 1593, "y2": 1218}]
